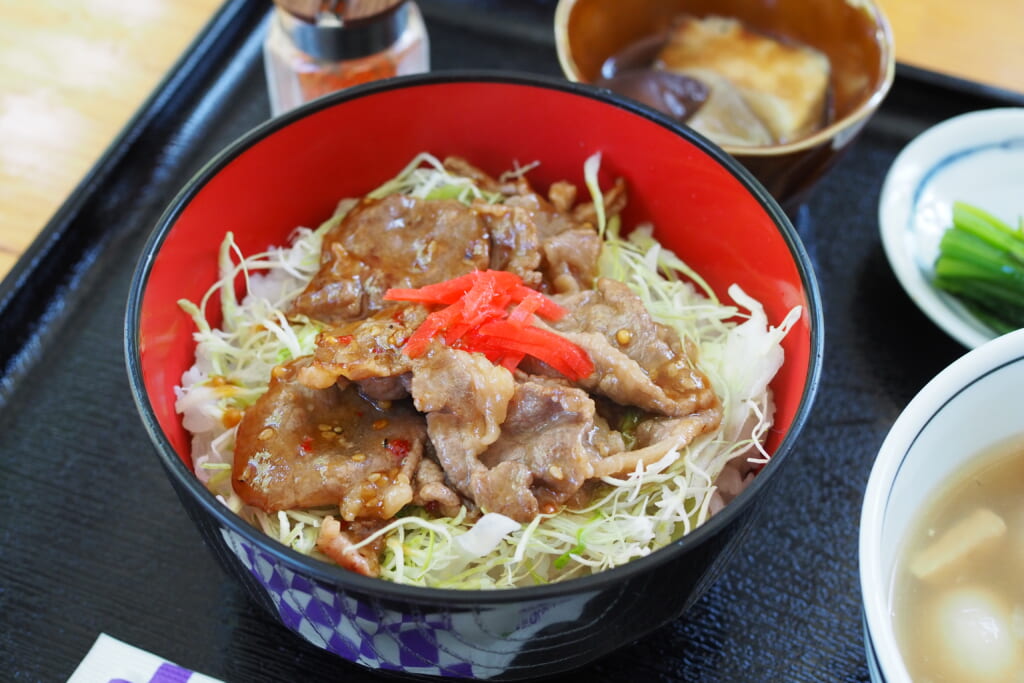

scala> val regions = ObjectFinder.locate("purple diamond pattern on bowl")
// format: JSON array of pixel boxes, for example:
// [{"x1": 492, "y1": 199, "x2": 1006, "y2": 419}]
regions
[
  {"x1": 221, "y1": 527, "x2": 468, "y2": 676},
  {"x1": 218, "y1": 527, "x2": 600, "y2": 678}
]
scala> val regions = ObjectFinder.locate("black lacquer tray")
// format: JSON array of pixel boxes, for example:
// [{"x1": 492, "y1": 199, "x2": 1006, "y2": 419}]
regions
[{"x1": 3, "y1": 1, "x2": 1023, "y2": 680}]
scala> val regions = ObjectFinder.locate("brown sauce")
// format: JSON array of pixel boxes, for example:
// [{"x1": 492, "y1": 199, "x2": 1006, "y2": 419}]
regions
[
  {"x1": 596, "y1": 14, "x2": 834, "y2": 147},
  {"x1": 594, "y1": 31, "x2": 708, "y2": 123}
]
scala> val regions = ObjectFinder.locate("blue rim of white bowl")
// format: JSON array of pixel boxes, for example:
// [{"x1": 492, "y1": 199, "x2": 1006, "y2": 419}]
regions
[
  {"x1": 878, "y1": 107, "x2": 1024, "y2": 349},
  {"x1": 125, "y1": 69, "x2": 824, "y2": 603},
  {"x1": 859, "y1": 327, "x2": 1024, "y2": 681}
]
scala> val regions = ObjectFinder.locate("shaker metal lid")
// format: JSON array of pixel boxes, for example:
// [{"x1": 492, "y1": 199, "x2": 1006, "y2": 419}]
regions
[{"x1": 274, "y1": 0, "x2": 410, "y2": 61}]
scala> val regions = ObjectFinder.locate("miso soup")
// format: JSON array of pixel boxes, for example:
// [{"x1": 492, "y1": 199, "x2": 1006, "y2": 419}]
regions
[{"x1": 891, "y1": 436, "x2": 1024, "y2": 682}]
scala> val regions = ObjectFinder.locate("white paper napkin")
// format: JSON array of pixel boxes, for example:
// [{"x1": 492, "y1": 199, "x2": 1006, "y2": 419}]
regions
[{"x1": 67, "y1": 633, "x2": 225, "y2": 683}]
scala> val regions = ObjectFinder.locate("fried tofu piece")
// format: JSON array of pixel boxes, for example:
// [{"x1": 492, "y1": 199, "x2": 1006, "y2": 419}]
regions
[
  {"x1": 657, "y1": 15, "x2": 831, "y2": 145},
  {"x1": 910, "y1": 507, "x2": 1007, "y2": 581}
]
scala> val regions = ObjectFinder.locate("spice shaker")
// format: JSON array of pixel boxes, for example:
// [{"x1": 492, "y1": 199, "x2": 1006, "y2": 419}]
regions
[{"x1": 263, "y1": 0, "x2": 429, "y2": 116}]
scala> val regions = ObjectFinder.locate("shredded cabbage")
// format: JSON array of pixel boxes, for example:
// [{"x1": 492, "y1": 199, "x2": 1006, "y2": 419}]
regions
[{"x1": 175, "y1": 152, "x2": 801, "y2": 587}]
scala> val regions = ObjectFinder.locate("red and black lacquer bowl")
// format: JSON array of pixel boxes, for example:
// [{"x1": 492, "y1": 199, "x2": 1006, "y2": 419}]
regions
[{"x1": 125, "y1": 71, "x2": 822, "y2": 680}]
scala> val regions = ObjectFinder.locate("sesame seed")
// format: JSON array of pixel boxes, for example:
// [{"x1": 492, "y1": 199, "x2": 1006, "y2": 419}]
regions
[
  {"x1": 550, "y1": 465, "x2": 564, "y2": 480},
  {"x1": 258, "y1": 427, "x2": 275, "y2": 441},
  {"x1": 351, "y1": 453, "x2": 366, "y2": 462},
  {"x1": 372, "y1": 419, "x2": 388, "y2": 430},
  {"x1": 221, "y1": 408, "x2": 243, "y2": 429}
]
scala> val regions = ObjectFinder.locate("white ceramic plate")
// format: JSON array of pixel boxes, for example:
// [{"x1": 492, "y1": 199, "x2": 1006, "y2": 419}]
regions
[{"x1": 878, "y1": 107, "x2": 1024, "y2": 349}]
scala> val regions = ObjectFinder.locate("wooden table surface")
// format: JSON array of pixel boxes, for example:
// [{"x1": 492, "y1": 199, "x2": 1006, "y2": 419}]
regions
[{"x1": 1, "y1": 0, "x2": 1022, "y2": 282}]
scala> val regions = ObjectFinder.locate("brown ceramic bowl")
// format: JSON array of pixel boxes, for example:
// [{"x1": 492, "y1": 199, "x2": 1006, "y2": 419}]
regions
[{"x1": 555, "y1": 0, "x2": 895, "y2": 211}]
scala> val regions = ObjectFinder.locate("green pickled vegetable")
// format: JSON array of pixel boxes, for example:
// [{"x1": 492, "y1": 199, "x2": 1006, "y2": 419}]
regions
[{"x1": 934, "y1": 201, "x2": 1024, "y2": 332}]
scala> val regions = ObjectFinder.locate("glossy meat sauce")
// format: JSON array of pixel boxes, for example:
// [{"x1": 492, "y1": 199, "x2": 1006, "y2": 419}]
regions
[{"x1": 232, "y1": 157, "x2": 722, "y2": 575}]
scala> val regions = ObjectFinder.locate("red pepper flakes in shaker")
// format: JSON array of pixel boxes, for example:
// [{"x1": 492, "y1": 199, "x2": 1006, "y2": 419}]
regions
[{"x1": 263, "y1": 0, "x2": 429, "y2": 116}]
